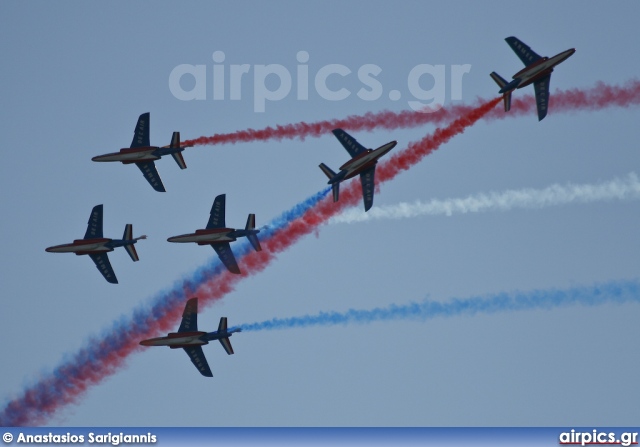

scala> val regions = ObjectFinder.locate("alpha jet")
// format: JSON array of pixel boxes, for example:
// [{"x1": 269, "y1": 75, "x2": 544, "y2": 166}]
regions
[
  {"x1": 167, "y1": 194, "x2": 261, "y2": 274},
  {"x1": 140, "y1": 297, "x2": 240, "y2": 377},
  {"x1": 92, "y1": 112, "x2": 192, "y2": 192},
  {"x1": 319, "y1": 129, "x2": 397, "y2": 212},
  {"x1": 45, "y1": 205, "x2": 146, "y2": 284},
  {"x1": 490, "y1": 36, "x2": 575, "y2": 121}
]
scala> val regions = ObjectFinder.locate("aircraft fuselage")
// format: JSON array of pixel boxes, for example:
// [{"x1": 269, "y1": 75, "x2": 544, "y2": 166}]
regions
[
  {"x1": 92, "y1": 145, "x2": 185, "y2": 164},
  {"x1": 336, "y1": 141, "x2": 397, "y2": 181},
  {"x1": 502, "y1": 48, "x2": 575, "y2": 93},
  {"x1": 45, "y1": 237, "x2": 140, "y2": 255},
  {"x1": 92, "y1": 146, "x2": 161, "y2": 164},
  {"x1": 140, "y1": 331, "x2": 208, "y2": 348},
  {"x1": 167, "y1": 228, "x2": 237, "y2": 245},
  {"x1": 140, "y1": 328, "x2": 240, "y2": 349},
  {"x1": 45, "y1": 238, "x2": 113, "y2": 255}
]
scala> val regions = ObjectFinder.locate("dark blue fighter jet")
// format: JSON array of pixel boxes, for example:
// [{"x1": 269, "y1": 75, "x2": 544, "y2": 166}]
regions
[
  {"x1": 319, "y1": 129, "x2": 397, "y2": 212},
  {"x1": 45, "y1": 205, "x2": 146, "y2": 284},
  {"x1": 92, "y1": 113, "x2": 192, "y2": 191},
  {"x1": 490, "y1": 36, "x2": 575, "y2": 121},
  {"x1": 140, "y1": 297, "x2": 241, "y2": 377}
]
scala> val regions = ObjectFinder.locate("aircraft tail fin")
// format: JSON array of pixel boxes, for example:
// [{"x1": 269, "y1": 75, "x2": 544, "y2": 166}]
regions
[
  {"x1": 170, "y1": 131, "x2": 180, "y2": 148},
  {"x1": 217, "y1": 318, "x2": 235, "y2": 354},
  {"x1": 245, "y1": 214, "x2": 262, "y2": 252},
  {"x1": 122, "y1": 224, "x2": 144, "y2": 262},
  {"x1": 490, "y1": 72, "x2": 512, "y2": 112},
  {"x1": 168, "y1": 132, "x2": 188, "y2": 169}
]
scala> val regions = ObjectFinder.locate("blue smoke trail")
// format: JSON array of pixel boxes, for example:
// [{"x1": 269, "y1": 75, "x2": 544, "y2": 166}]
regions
[
  {"x1": 131, "y1": 186, "x2": 332, "y2": 334},
  {"x1": 0, "y1": 186, "x2": 331, "y2": 426},
  {"x1": 238, "y1": 279, "x2": 640, "y2": 332}
]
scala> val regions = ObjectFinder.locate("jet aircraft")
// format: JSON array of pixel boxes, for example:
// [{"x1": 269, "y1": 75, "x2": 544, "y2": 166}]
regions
[
  {"x1": 167, "y1": 194, "x2": 261, "y2": 274},
  {"x1": 490, "y1": 36, "x2": 575, "y2": 121},
  {"x1": 319, "y1": 129, "x2": 397, "y2": 212},
  {"x1": 92, "y1": 112, "x2": 192, "y2": 192},
  {"x1": 139, "y1": 297, "x2": 240, "y2": 377},
  {"x1": 45, "y1": 205, "x2": 146, "y2": 284}
]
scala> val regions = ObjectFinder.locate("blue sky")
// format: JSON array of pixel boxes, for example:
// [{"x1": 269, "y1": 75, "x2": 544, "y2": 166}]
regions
[{"x1": 1, "y1": 1, "x2": 639, "y2": 426}]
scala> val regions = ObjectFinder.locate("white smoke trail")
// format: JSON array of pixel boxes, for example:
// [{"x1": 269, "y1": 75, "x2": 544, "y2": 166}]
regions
[{"x1": 331, "y1": 172, "x2": 640, "y2": 224}]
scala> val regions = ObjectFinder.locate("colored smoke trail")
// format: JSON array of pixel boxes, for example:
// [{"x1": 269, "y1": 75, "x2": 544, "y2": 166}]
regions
[
  {"x1": 0, "y1": 188, "x2": 330, "y2": 427},
  {"x1": 184, "y1": 79, "x2": 640, "y2": 147},
  {"x1": 331, "y1": 172, "x2": 640, "y2": 224},
  {"x1": 240, "y1": 278, "x2": 640, "y2": 332},
  {"x1": 0, "y1": 98, "x2": 500, "y2": 426},
  {"x1": 489, "y1": 79, "x2": 640, "y2": 120}
]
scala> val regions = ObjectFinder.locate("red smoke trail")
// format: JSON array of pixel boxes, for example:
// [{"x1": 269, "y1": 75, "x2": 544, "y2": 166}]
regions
[
  {"x1": 183, "y1": 103, "x2": 474, "y2": 146},
  {"x1": 9, "y1": 81, "x2": 636, "y2": 424},
  {"x1": 184, "y1": 79, "x2": 640, "y2": 147},
  {"x1": 0, "y1": 97, "x2": 498, "y2": 426},
  {"x1": 486, "y1": 79, "x2": 640, "y2": 120},
  {"x1": 193, "y1": 96, "x2": 501, "y2": 309}
]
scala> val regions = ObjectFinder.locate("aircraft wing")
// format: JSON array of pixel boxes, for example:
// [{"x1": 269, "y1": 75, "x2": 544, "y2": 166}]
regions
[
  {"x1": 178, "y1": 297, "x2": 199, "y2": 333},
  {"x1": 332, "y1": 128, "x2": 367, "y2": 158},
  {"x1": 505, "y1": 36, "x2": 542, "y2": 66},
  {"x1": 212, "y1": 242, "x2": 240, "y2": 274},
  {"x1": 533, "y1": 75, "x2": 551, "y2": 121},
  {"x1": 130, "y1": 112, "x2": 150, "y2": 148},
  {"x1": 183, "y1": 346, "x2": 213, "y2": 377},
  {"x1": 359, "y1": 167, "x2": 375, "y2": 212},
  {"x1": 206, "y1": 194, "x2": 226, "y2": 229},
  {"x1": 84, "y1": 205, "x2": 104, "y2": 239},
  {"x1": 136, "y1": 161, "x2": 166, "y2": 192},
  {"x1": 89, "y1": 253, "x2": 118, "y2": 284}
]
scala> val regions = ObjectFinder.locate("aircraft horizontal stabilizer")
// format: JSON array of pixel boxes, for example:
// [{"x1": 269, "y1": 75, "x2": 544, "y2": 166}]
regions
[
  {"x1": 490, "y1": 72, "x2": 512, "y2": 112},
  {"x1": 490, "y1": 71, "x2": 508, "y2": 89},
  {"x1": 319, "y1": 163, "x2": 337, "y2": 180},
  {"x1": 219, "y1": 337, "x2": 234, "y2": 355},
  {"x1": 172, "y1": 152, "x2": 187, "y2": 169},
  {"x1": 332, "y1": 183, "x2": 340, "y2": 203},
  {"x1": 247, "y1": 234, "x2": 261, "y2": 252},
  {"x1": 245, "y1": 214, "x2": 262, "y2": 252},
  {"x1": 123, "y1": 224, "x2": 141, "y2": 262}
]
